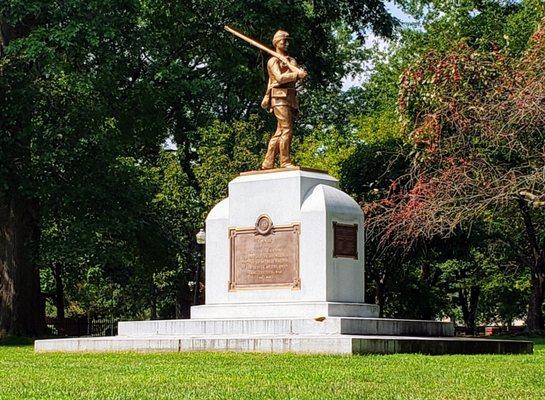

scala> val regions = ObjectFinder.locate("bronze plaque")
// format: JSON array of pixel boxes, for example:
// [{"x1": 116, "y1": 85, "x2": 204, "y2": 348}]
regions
[
  {"x1": 333, "y1": 222, "x2": 358, "y2": 259},
  {"x1": 229, "y1": 215, "x2": 300, "y2": 290}
]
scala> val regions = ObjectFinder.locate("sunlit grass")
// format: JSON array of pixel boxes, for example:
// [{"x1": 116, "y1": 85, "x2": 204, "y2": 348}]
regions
[{"x1": 0, "y1": 337, "x2": 543, "y2": 399}]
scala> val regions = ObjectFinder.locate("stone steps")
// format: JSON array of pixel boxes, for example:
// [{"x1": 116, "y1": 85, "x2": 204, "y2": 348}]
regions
[
  {"x1": 34, "y1": 317, "x2": 534, "y2": 355},
  {"x1": 34, "y1": 334, "x2": 533, "y2": 355},
  {"x1": 118, "y1": 317, "x2": 454, "y2": 337}
]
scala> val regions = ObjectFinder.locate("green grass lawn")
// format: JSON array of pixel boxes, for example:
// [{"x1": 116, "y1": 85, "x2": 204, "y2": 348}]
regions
[{"x1": 0, "y1": 337, "x2": 544, "y2": 400}]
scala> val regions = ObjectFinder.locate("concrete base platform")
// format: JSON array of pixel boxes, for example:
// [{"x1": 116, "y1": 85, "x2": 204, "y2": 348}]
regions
[
  {"x1": 34, "y1": 317, "x2": 533, "y2": 355},
  {"x1": 34, "y1": 334, "x2": 533, "y2": 355}
]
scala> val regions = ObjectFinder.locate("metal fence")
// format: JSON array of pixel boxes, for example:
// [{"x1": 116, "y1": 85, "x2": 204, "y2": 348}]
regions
[{"x1": 46, "y1": 317, "x2": 118, "y2": 337}]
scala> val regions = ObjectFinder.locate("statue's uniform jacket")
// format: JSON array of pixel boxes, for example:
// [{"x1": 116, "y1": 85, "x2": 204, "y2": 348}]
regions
[{"x1": 262, "y1": 56, "x2": 299, "y2": 169}]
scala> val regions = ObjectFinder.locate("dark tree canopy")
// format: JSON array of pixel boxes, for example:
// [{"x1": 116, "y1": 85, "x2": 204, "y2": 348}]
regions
[{"x1": 0, "y1": 0, "x2": 396, "y2": 336}]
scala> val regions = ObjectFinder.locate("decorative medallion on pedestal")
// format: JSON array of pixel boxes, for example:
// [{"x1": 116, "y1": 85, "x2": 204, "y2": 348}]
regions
[
  {"x1": 255, "y1": 214, "x2": 273, "y2": 235},
  {"x1": 228, "y1": 215, "x2": 300, "y2": 291}
]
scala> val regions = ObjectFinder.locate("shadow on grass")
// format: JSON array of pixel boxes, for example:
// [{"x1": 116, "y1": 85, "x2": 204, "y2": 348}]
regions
[
  {"x1": 485, "y1": 335, "x2": 545, "y2": 347},
  {"x1": 519, "y1": 336, "x2": 545, "y2": 346},
  {"x1": 0, "y1": 336, "x2": 35, "y2": 347}
]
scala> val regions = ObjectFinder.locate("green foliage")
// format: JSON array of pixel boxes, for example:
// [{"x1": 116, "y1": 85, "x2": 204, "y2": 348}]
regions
[
  {"x1": 339, "y1": 0, "x2": 545, "y2": 326},
  {"x1": 294, "y1": 126, "x2": 355, "y2": 179},
  {"x1": 1, "y1": 0, "x2": 397, "y2": 324},
  {"x1": 3, "y1": 0, "x2": 543, "y2": 330},
  {"x1": 299, "y1": 1, "x2": 545, "y2": 328},
  {"x1": 397, "y1": 0, "x2": 544, "y2": 54},
  {"x1": 39, "y1": 153, "x2": 201, "y2": 319},
  {"x1": 195, "y1": 116, "x2": 268, "y2": 211}
]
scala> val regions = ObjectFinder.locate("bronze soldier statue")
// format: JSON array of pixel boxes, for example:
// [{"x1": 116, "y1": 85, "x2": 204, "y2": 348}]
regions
[
  {"x1": 260, "y1": 30, "x2": 307, "y2": 169},
  {"x1": 225, "y1": 27, "x2": 308, "y2": 169}
]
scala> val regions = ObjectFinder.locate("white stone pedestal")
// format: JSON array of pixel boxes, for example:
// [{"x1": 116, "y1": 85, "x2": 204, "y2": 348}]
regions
[{"x1": 192, "y1": 167, "x2": 379, "y2": 319}]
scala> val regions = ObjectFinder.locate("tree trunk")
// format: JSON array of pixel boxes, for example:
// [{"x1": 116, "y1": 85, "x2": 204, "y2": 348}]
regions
[
  {"x1": 175, "y1": 283, "x2": 191, "y2": 319},
  {"x1": 459, "y1": 286, "x2": 480, "y2": 335},
  {"x1": 420, "y1": 262, "x2": 432, "y2": 320},
  {"x1": 459, "y1": 289, "x2": 469, "y2": 333},
  {"x1": 527, "y1": 256, "x2": 545, "y2": 332},
  {"x1": 517, "y1": 199, "x2": 545, "y2": 332},
  {"x1": 0, "y1": 194, "x2": 46, "y2": 337},
  {"x1": 52, "y1": 262, "x2": 65, "y2": 334},
  {"x1": 466, "y1": 286, "x2": 480, "y2": 335},
  {"x1": 0, "y1": 14, "x2": 44, "y2": 338},
  {"x1": 150, "y1": 288, "x2": 157, "y2": 320},
  {"x1": 375, "y1": 275, "x2": 386, "y2": 318}
]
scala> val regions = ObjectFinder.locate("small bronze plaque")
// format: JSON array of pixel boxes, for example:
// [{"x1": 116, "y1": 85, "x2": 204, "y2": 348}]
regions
[
  {"x1": 333, "y1": 222, "x2": 358, "y2": 259},
  {"x1": 229, "y1": 216, "x2": 300, "y2": 290}
]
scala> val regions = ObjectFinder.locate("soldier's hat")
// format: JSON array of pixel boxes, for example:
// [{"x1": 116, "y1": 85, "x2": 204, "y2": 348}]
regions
[{"x1": 272, "y1": 30, "x2": 290, "y2": 46}]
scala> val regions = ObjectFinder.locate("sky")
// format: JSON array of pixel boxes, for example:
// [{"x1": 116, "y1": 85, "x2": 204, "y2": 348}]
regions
[
  {"x1": 341, "y1": 1, "x2": 416, "y2": 90},
  {"x1": 387, "y1": 0, "x2": 416, "y2": 22}
]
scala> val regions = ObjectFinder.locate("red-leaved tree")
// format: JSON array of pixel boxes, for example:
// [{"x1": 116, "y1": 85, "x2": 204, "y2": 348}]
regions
[{"x1": 367, "y1": 23, "x2": 545, "y2": 331}]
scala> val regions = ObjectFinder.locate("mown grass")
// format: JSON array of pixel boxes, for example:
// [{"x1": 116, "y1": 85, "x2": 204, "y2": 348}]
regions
[{"x1": 0, "y1": 337, "x2": 544, "y2": 400}]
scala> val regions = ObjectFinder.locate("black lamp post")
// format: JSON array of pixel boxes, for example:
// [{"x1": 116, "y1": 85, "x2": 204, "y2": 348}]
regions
[{"x1": 194, "y1": 228, "x2": 206, "y2": 305}]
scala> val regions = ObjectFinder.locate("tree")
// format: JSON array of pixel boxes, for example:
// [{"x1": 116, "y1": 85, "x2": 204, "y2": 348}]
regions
[
  {"x1": 0, "y1": 0, "x2": 152, "y2": 336},
  {"x1": 1, "y1": 1, "x2": 398, "y2": 336},
  {"x1": 195, "y1": 116, "x2": 267, "y2": 210},
  {"x1": 377, "y1": 20, "x2": 545, "y2": 331},
  {"x1": 311, "y1": 0, "x2": 545, "y2": 327}
]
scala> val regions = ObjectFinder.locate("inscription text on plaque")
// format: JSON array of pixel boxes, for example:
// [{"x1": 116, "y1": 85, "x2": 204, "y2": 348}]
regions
[
  {"x1": 333, "y1": 222, "x2": 358, "y2": 259},
  {"x1": 229, "y1": 215, "x2": 300, "y2": 290}
]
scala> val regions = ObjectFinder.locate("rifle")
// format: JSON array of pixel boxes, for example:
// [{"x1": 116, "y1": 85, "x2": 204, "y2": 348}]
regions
[{"x1": 224, "y1": 25, "x2": 304, "y2": 75}]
